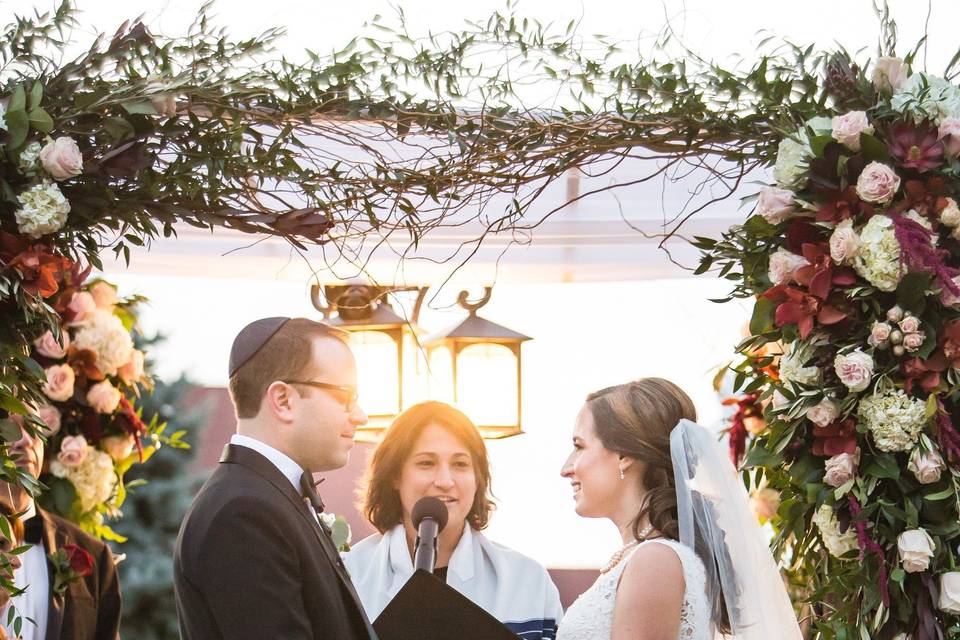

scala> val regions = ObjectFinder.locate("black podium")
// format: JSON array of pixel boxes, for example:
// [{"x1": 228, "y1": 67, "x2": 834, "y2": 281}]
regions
[{"x1": 373, "y1": 570, "x2": 517, "y2": 640}]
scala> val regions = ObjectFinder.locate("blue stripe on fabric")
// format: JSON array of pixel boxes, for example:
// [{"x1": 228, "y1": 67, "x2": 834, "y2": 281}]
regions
[{"x1": 504, "y1": 619, "x2": 558, "y2": 639}]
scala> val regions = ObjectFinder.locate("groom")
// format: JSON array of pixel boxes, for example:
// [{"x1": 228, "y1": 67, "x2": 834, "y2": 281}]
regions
[{"x1": 174, "y1": 317, "x2": 377, "y2": 639}]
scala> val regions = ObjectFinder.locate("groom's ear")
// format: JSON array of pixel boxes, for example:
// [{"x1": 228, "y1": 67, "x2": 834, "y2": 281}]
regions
[{"x1": 264, "y1": 381, "x2": 296, "y2": 421}]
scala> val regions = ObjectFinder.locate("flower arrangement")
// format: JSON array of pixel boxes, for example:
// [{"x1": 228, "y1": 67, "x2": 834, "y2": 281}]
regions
[
  {"x1": 24, "y1": 278, "x2": 186, "y2": 540},
  {"x1": 700, "y1": 55, "x2": 960, "y2": 637}
]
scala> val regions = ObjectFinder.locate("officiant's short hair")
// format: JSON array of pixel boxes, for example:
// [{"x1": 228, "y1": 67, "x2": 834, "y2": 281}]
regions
[
  {"x1": 228, "y1": 318, "x2": 347, "y2": 419},
  {"x1": 361, "y1": 401, "x2": 495, "y2": 533}
]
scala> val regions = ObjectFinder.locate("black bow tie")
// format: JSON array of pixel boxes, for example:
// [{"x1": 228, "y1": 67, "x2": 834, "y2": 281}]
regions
[
  {"x1": 23, "y1": 515, "x2": 43, "y2": 545},
  {"x1": 299, "y1": 472, "x2": 326, "y2": 515}
]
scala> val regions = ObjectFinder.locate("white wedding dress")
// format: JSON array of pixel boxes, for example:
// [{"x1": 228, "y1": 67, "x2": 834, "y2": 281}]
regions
[{"x1": 557, "y1": 538, "x2": 712, "y2": 640}]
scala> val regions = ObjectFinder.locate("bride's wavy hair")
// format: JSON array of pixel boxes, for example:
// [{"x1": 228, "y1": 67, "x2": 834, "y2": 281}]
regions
[
  {"x1": 586, "y1": 377, "x2": 732, "y2": 633},
  {"x1": 585, "y1": 377, "x2": 693, "y2": 541}
]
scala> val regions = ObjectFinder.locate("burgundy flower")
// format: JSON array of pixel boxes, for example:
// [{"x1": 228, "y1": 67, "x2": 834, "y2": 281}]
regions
[
  {"x1": 63, "y1": 544, "x2": 94, "y2": 577},
  {"x1": 813, "y1": 418, "x2": 858, "y2": 457},
  {"x1": 816, "y1": 186, "x2": 875, "y2": 224},
  {"x1": 901, "y1": 352, "x2": 948, "y2": 393},
  {"x1": 887, "y1": 121, "x2": 944, "y2": 171},
  {"x1": 941, "y1": 320, "x2": 960, "y2": 367}
]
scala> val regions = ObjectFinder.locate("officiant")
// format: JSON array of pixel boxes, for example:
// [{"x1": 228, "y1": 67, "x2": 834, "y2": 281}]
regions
[{"x1": 344, "y1": 401, "x2": 563, "y2": 639}]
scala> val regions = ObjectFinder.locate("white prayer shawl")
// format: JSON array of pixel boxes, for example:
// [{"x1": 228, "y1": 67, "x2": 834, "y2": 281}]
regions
[{"x1": 344, "y1": 524, "x2": 563, "y2": 639}]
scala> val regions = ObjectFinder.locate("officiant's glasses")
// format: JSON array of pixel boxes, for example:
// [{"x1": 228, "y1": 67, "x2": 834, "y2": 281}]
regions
[{"x1": 284, "y1": 380, "x2": 358, "y2": 412}]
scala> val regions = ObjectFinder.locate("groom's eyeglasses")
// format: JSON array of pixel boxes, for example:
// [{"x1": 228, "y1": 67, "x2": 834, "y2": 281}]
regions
[{"x1": 283, "y1": 380, "x2": 359, "y2": 412}]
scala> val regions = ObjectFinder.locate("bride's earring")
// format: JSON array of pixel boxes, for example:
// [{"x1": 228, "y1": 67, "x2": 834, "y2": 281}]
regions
[{"x1": 618, "y1": 467, "x2": 625, "y2": 481}]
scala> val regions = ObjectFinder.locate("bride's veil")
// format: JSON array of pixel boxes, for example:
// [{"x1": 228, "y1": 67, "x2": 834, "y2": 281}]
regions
[{"x1": 670, "y1": 419, "x2": 803, "y2": 639}]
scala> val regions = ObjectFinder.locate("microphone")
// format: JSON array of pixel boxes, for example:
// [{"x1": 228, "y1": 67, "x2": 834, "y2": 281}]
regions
[{"x1": 411, "y1": 496, "x2": 449, "y2": 573}]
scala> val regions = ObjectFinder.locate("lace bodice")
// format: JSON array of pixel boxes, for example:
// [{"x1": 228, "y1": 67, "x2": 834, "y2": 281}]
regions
[{"x1": 557, "y1": 539, "x2": 711, "y2": 640}]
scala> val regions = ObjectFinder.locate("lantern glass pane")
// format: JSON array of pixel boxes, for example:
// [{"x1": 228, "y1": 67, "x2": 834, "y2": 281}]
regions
[
  {"x1": 456, "y1": 343, "x2": 517, "y2": 427},
  {"x1": 348, "y1": 330, "x2": 399, "y2": 416},
  {"x1": 427, "y1": 345, "x2": 454, "y2": 404},
  {"x1": 402, "y1": 331, "x2": 430, "y2": 409}
]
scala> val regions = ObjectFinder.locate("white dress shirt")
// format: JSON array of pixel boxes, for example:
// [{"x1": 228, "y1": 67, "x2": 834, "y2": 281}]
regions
[{"x1": 5, "y1": 501, "x2": 49, "y2": 640}]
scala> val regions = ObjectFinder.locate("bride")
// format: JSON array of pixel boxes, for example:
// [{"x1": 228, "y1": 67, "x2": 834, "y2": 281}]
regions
[{"x1": 557, "y1": 378, "x2": 802, "y2": 640}]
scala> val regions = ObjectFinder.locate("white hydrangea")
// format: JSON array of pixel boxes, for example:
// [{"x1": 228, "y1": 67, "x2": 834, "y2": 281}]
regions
[
  {"x1": 853, "y1": 215, "x2": 903, "y2": 292},
  {"x1": 779, "y1": 344, "x2": 819, "y2": 387},
  {"x1": 72, "y1": 310, "x2": 134, "y2": 376},
  {"x1": 891, "y1": 73, "x2": 960, "y2": 124},
  {"x1": 858, "y1": 388, "x2": 927, "y2": 452},
  {"x1": 773, "y1": 137, "x2": 810, "y2": 190},
  {"x1": 812, "y1": 504, "x2": 858, "y2": 558},
  {"x1": 14, "y1": 181, "x2": 70, "y2": 239},
  {"x1": 17, "y1": 141, "x2": 42, "y2": 174},
  {"x1": 0, "y1": 103, "x2": 6, "y2": 132},
  {"x1": 50, "y1": 446, "x2": 117, "y2": 512}
]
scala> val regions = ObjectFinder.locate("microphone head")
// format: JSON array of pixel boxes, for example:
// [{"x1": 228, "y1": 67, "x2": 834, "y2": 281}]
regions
[{"x1": 411, "y1": 496, "x2": 449, "y2": 532}]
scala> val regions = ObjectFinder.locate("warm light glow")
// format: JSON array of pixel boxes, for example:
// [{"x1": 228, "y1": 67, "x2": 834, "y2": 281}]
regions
[
  {"x1": 402, "y1": 332, "x2": 431, "y2": 409},
  {"x1": 456, "y1": 343, "x2": 518, "y2": 427},
  {"x1": 348, "y1": 330, "x2": 399, "y2": 416},
  {"x1": 427, "y1": 345, "x2": 454, "y2": 405}
]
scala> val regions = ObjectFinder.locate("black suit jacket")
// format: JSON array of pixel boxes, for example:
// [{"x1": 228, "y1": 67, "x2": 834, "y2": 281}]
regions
[
  {"x1": 173, "y1": 444, "x2": 377, "y2": 640},
  {"x1": 37, "y1": 509, "x2": 122, "y2": 640}
]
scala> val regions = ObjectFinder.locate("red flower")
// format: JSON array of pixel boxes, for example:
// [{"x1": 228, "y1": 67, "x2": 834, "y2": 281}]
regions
[
  {"x1": 941, "y1": 321, "x2": 960, "y2": 368},
  {"x1": 63, "y1": 544, "x2": 94, "y2": 577},
  {"x1": 794, "y1": 243, "x2": 857, "y2": 300},
  {"x1": 816, "y1": 186, "x2": 875, "y2": 224},
  {"x1": 888, "y1": 121, "x2": 944, "y2": 171},
  {"x1": 763, "y1": 283, "x2": 848, "y2": 339},
  {"x1": 901, "y1": 352, "x2": 948, "y2": 393},
  {"x1": 813, "y1": 418, "x2": 858, "y2": 457}
]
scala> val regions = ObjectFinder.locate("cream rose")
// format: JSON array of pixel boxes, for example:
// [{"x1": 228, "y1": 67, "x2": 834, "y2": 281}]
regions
[
  {"x1": 58, "y1": 435, "x2": 88, "y2": 468},
  {"x1": 88, "y1": 281, "x2": 118, "y2": 310},
  {"x1": 33, "y1": 329, "x2": 69, "y2": 359},
  {"x1": 757, "y1": 186, "x2": 796, "y2": 224},
  {"x1": 939, "y1": 572, "x2": 960, "y2": 615},
  {"x1": 39, "y1": 136, "x2": 83, "y2": 181},
  {"x1": 767, "y1": 248, "x2": 808, "y2": 285},
  {"x1": 832, "y1": 111, "x2": 874, "y2": 152},
  {"x1": 903, "y1": 332, "x2": 925, "y2": 352},
  {"x1": 807, "y1": 397, "x2": 840, "y2": 428},
  {"x1": 898, "y1": 528, "x2": 935, "y2": 573},
  {"x1": 834, "y1": 350, "x2": 874, "y2": 392},
  {"x1": 86, "y1": 380, "x2": 122, "y2": 414},
  {"x1": 856, "y1": 162, "x2": 901, "y2": 204},
  {"x1": 66, "y1": 291, "x2": 97, "y2": 326},
  {"x1": 118, "y1": 349, "x2": 145, "y2": 385},
  {"x1": 900, "y1": 316, "x2": 921, "y2": 333},
  {"x1": 829, "y1": 219, "x2": 861, "y2": 265},
  {"x1": 824, "y1": 449, "x2": 860, "y2": 488},
  {"x1": 872, "y1": 57, "x2": 909, "y2": 92},
  {"x1": 37, "y1": 405, "x2": 61, "y2": 437},
  {"x1": 868, "y1": 321, "x2": 892, "y2": 347},
  {"x1": 909, "y1": 449, "x2": 946, "y2": 484},
  {"x1": 42, "y1": 364, "x2": 75, "y2": 402},
  {"x1": 940, "y1": 118, "x2": 960, "y2": 157},
  {"x1": 101, "y1": 434, "x2": 135, "y2": 462}
]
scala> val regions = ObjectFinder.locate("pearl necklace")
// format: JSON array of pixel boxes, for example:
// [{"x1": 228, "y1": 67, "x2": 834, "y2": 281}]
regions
[{"x1": 600, "y1": 524, "x2": 654, "y2": 574}]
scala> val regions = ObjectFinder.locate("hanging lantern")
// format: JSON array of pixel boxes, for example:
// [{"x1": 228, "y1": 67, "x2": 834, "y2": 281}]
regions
[
  {"x1": 311, "y1": 284, "x2": 426, "y2": 443},
  {"x1": 423, "y1": 287, "x2": 530, "y2": 438}
]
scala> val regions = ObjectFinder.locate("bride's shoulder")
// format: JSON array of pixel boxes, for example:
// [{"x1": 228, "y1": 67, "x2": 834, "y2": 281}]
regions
[{"x1": 622, "y1": 539, "x2": 686, "y2": 580}]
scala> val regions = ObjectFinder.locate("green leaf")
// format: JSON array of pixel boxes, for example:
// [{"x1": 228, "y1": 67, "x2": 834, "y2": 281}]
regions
[
  {"x1": 7, "y1": 85, "x2": 26, "y2": 112},
  {"x1": 859, "y1": 134, "x2": 890, "y2": 162},
  {"x1": 864, "y1": 453, "x2": 900, "y2": 480},
  {"x1": 742, "y1": 443, "x2": 783, "y2": 469},
  {"x1": 896, "y1": 272, "x2": 932, "y2": 314},
  {"x1": 28, "y1": 82, "x2": 43, "y2": 111},
  {"x1": 4, "y1": 110, "x2": 28, "y2": 149},
  {"x1": 121, "y1": 101, "x2": 157, "y2": 116},
  {"x1": 924, "y1": 486, "x2": 955, "y2": 501},
  {"x1": 103, "y1": 116, "x2": 135, "y2": 143},
  {"x1": 809, "y1": 135, "x2": 834, "y2": 158},
  {"x1": 749, "y1": 296, "x2": 777, "y2": 335},
  {"x1": 0, "y1": 420, "x2": 20, "y2": 443},
  {"x1": 28, "y1": 108, "x2": 53, "y2": 133}
]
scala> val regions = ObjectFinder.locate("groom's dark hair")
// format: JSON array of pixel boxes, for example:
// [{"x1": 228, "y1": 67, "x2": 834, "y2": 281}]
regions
[{"x1": 228, "y1": 318, "x2": 347, "y2": 419}]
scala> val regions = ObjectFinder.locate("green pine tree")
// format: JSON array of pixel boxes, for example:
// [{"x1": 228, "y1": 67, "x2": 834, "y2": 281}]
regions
[{"x1": 113, "y1": 373, "x2": 210, "y2": 640}]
